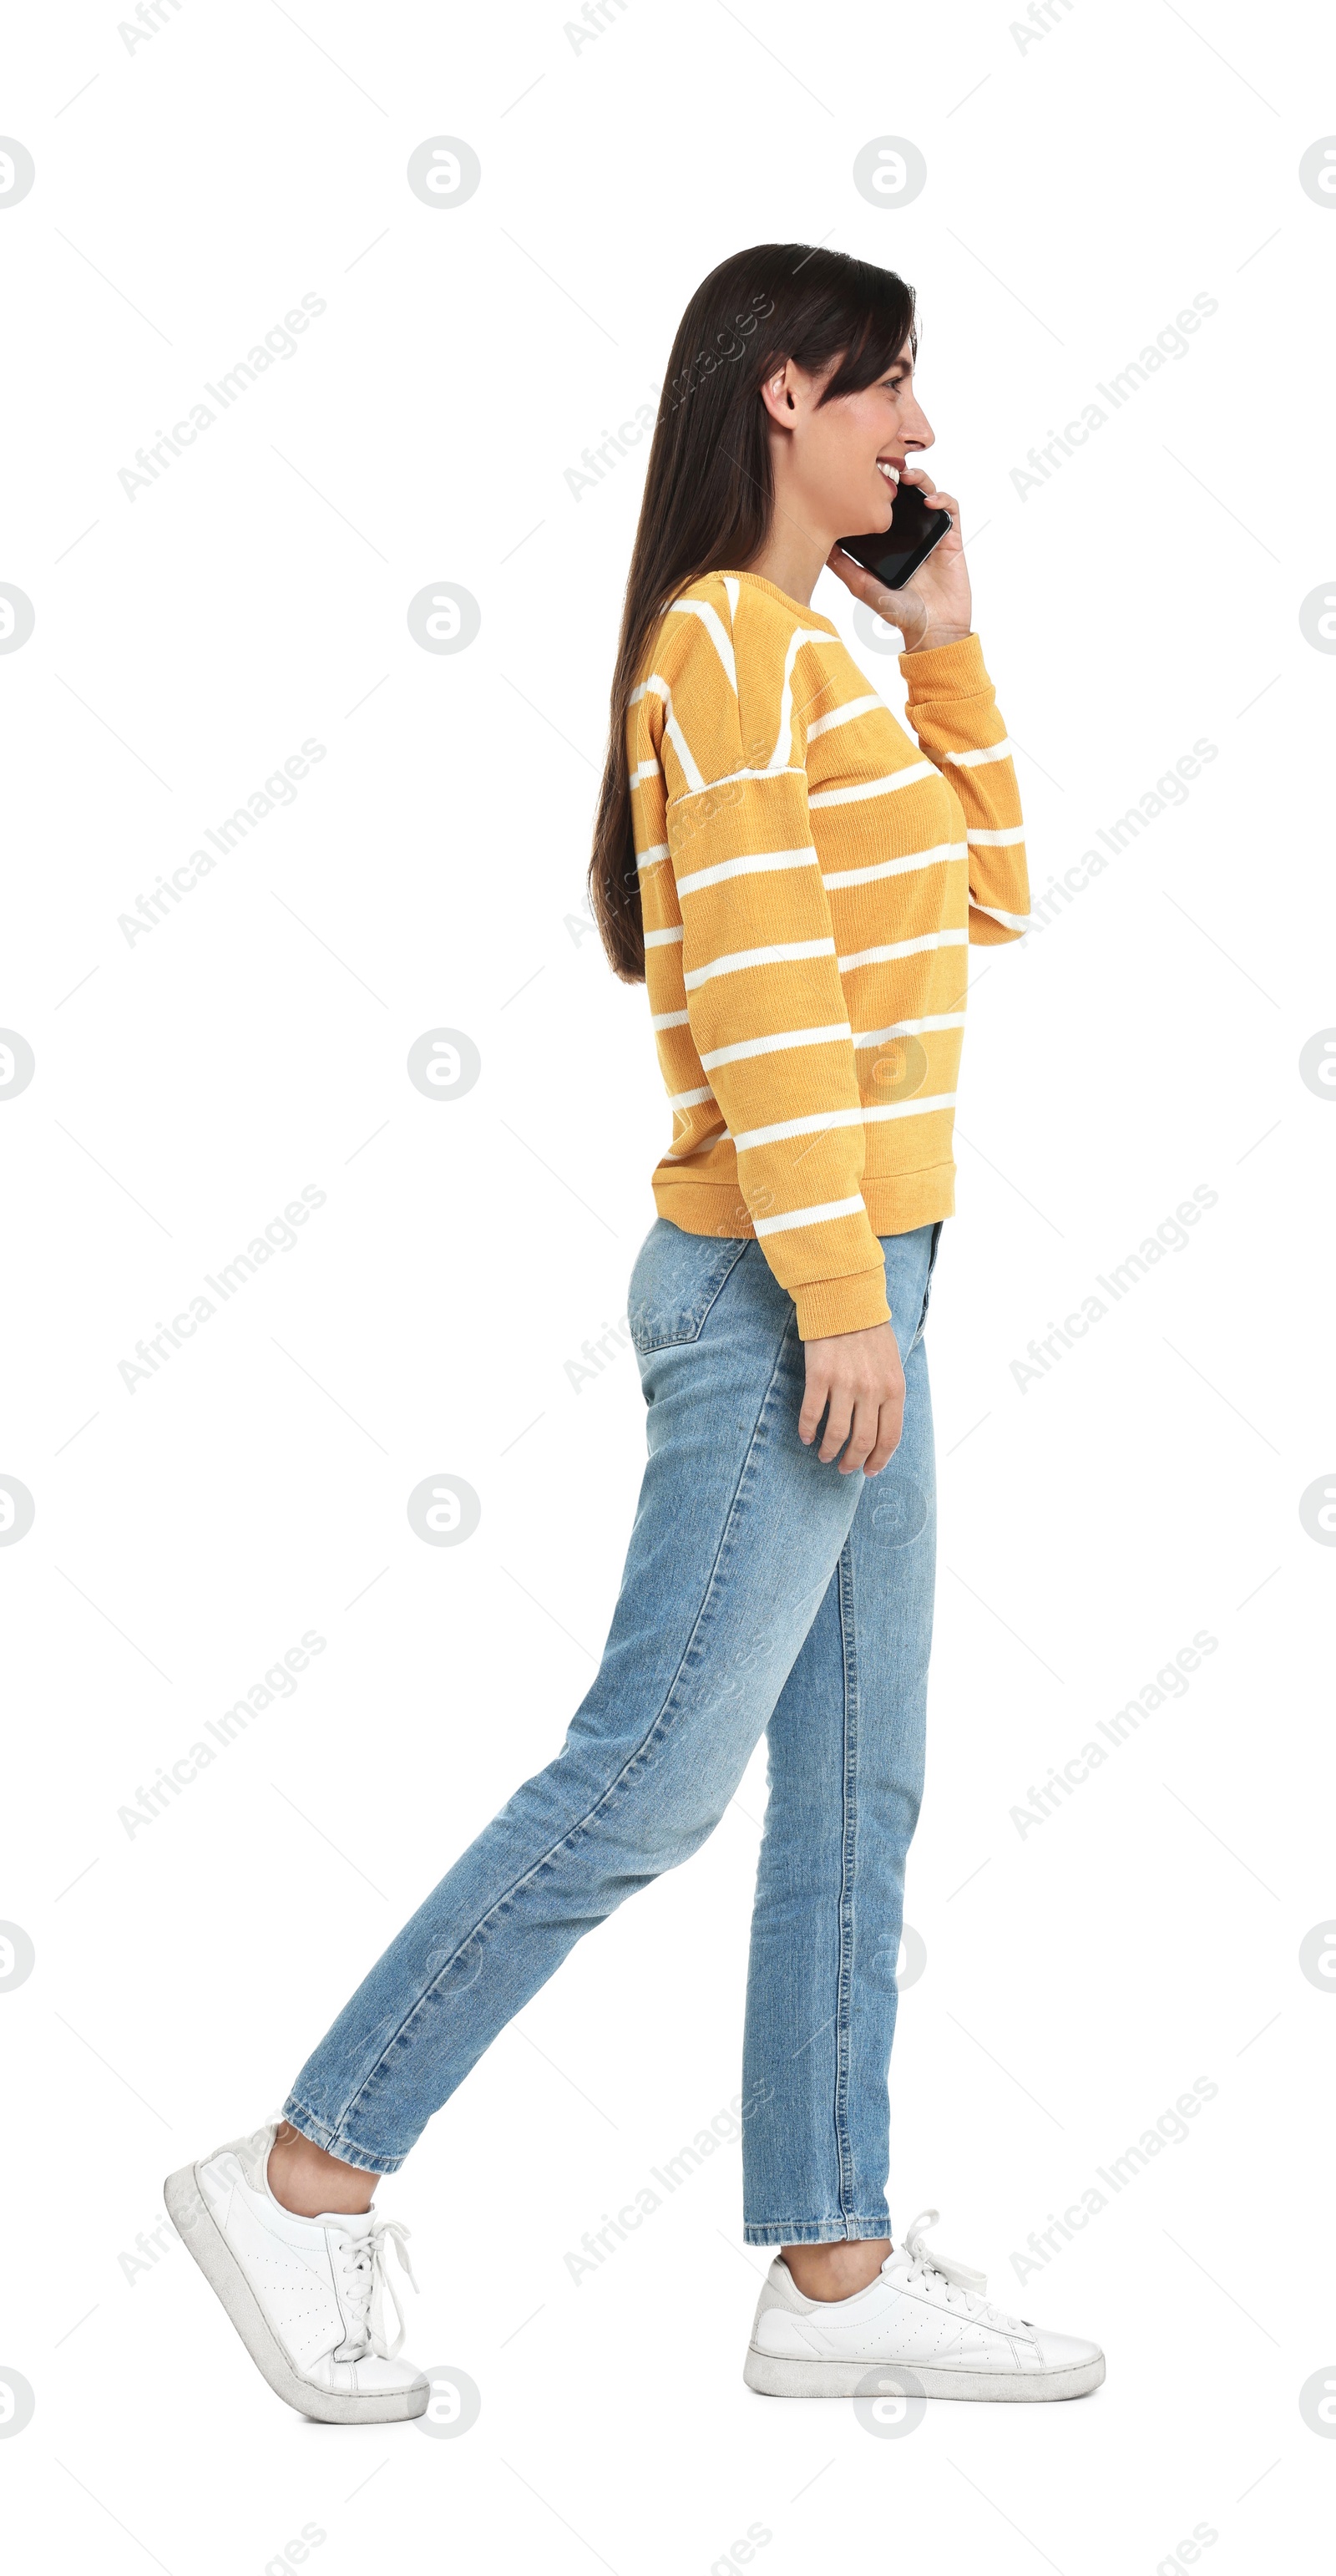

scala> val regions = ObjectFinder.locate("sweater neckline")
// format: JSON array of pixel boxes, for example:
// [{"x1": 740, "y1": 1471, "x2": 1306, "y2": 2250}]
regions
[{"x1": 714, "y1": 569, "x2": 839, "y2": 631}]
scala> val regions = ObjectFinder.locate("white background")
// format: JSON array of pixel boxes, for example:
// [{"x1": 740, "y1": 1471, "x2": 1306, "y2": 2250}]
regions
[{"x1": 3, "y1": 2, "x2": 1333, "y2": 2568}]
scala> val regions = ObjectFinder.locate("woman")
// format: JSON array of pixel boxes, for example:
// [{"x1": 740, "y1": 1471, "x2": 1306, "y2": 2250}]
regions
[{"x1": 165, "y1": 245, "x2": 1104, "y2": 2418}]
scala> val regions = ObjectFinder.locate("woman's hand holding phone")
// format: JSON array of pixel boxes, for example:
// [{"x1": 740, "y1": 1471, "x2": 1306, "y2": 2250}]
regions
[{"x1": 826, "y1": 465, "x2": 973, "y2": 652}]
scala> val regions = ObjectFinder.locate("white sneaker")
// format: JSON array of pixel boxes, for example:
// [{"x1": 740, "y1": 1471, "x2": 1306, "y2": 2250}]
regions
[
  {"x1": 744, "y1": 2208, "x2": 1104, "y2": 2401},
  {"x1": 164, "y1": 2122, "x2": 430, "y2": 2424}
]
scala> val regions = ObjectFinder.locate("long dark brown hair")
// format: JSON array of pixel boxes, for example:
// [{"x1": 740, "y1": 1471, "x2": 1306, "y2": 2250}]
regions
[{"x1": 589, "y1": 243, "x2": 917, "y2": 982}]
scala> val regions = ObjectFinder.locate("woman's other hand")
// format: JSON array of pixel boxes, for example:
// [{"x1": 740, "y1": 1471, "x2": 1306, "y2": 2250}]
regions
[{"x1": 799, "y1": 1321, "x2": 906, "y2": 1475}]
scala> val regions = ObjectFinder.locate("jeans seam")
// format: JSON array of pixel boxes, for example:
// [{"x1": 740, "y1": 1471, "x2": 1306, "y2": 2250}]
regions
[
  {"x1": 279, "y1": 2093, "x2": 406, "y2": 2177},
  {"x1": 322, "y1": 1304, "x2": 800, "y2": 2154},
  {"x1": 742, "y1": 2216, "x2": 890, "y2": 2243},
  {"x1": 833, "y1": 1536, "x2": 858, "y2": 2227}
]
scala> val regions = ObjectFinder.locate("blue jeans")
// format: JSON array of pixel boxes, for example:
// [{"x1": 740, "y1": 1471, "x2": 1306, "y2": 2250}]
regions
[{"x1": 284, "y1": 1217, "x2": 941, "y2": 2244}]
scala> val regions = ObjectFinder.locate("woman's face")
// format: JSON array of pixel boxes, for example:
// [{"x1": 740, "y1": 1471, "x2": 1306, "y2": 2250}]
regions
[{"x1": 762, "y1": 339, "x2": 935, "y2": 541}]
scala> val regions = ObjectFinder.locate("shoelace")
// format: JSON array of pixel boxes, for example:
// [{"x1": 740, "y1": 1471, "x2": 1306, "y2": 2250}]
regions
[
  {"x1": 889, "y1": 2208, "x2": 1020, "y2": 2331},
  {"x1": 337, "y1": 2218, "x2": 419, "y2": 2359}
]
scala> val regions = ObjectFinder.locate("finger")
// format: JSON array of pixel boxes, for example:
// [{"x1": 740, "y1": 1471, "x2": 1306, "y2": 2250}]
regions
[
  {"x1": 823, "y1": 550, "x2": 930, "y2": 647},
  {"x1": 838, "y1": 1395, "x2": 882, "y2": 1474},
  {"x1": 817, "y1": 1392, "x2": 853, "y2": 1463},
  {"x1": 874, "y1": 587, "x2": 929, "y2": 648},
  {"x1": 797, "y1": 1370, "x2": 830, "y2": 1448},
  {"x1": 901, "y1": 469, "x2": 957, "y2": 520},
  {"x1": 854, "y1": 573, "x2": 927, "y2": 639},
  {"x1": 899, "y1": 465, "x2": 946, "y2": 506},
  {"x1": 863, "y1": 1412, "x2": 894, "y2": 1476},
  {"x1": 824, "y1": 547, "x2": 892, "y2": 611},
  {"x1": 827, "y1": 550, "x2": 918, "y2": 616},
  {"x1": 864, "y1": 1397, "x2": 905, "y2": 1475}
]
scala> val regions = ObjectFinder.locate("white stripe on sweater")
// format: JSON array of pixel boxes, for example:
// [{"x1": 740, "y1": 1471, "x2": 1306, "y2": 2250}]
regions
[
  {"x1": 732, "y1": 1106, "x2": 865, "y2": 1151},
  {"x1": 630, "y1": 675, "x2": 705, "y2": 794},
  {"x1": 676, "y1": 846, "x2": 817, "y2": 898},
  {"x1": 822, "y1": 839, "x2": 965, "y2": 894},
  {"x1": 771, "y1": 627, "x2": 843, "y2": 768},
  {"x1": 753, "y1": 1194, "x2": 865, "y2": 1240},
  {"x1": 666, "y1": 596, "x2": 737, "y2": 691},
  {"x1": 853, "y1": 1013, "x2": 965, "y2": 1046},
  {"x1": 838, "y1": 929, "x2": 969, "y2": 972},
  {"x1": 684, "y1": 937, "x2": 836, "y2": 991},
  {"x1": 971, "y1": 901, "x2": 1031, "y2": 931},
  {"x1": 863, "y1": 1091, "x2": 956, "y2": 1123},
  {"x1": 672, "y1": 764, "x2": 805, "y2": 803},
  {"x1": 732, "y1": 1093, "x2": 956, "y2": 1153},
  {"x1": 967, "y1": 825, "x2": 1026, "y2": 845},
  {"x1": 943, "y1": 738, "x2": 1014, "y2": 767},
  {"x1": 700, "y1": 1022, "x2": 853, "y2": 1071},
  {"x1": 808, "y1": 760, "x2": 936, "y2": 807},
  {"x1": 661, "y1": 1126, "x2": 727, "y2": 1162},
  {"x1": 665, "y1": 707, "x2": 705, "y2": 794},
  {"x1": 645, "y1": 925, "x2": 685, "y2": 948},
  {"x1": 806, "y1": 693, "x2": 883, "y2": 741}
]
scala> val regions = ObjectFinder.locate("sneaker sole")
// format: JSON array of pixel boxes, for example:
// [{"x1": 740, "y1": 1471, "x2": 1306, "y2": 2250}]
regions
[
  {"x1": 163, "y1": 2161, "x2": 429, "y2": 2425},
  {"x1": 742, "y1": 2346, "x2": 1105, "y2": 2401}
]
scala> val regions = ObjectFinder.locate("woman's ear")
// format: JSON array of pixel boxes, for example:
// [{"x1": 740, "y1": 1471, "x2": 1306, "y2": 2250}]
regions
[{"x1": 758, "y1": 367, "x2": 798, "y2": 426}]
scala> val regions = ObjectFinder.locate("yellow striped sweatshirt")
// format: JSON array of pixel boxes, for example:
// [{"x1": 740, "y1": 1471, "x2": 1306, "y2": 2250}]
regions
[{"x1": 628, "y1": 570, "x2": 1030, "y2": 1337}]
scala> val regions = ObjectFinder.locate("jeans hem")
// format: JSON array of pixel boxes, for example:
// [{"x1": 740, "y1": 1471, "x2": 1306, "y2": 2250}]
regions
[
  {"x1": 742, "y1": 2216, "x2": 892, "y2": 2246},
  {"x1": 280, "y1": 2093, "x2": 407, "y2": 2178}
]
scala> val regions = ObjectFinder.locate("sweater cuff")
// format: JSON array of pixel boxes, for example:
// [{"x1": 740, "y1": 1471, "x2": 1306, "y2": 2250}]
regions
[
  {"x1": 899, "y1": 630, "x2": 989, "y2": 704},
  {"x1": 794, "y1": 1270, "x2": 891, "y2": 1341}
]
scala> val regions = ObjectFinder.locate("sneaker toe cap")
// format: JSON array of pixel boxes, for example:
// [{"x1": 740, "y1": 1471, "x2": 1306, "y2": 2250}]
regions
[
  {"x1": 1029, "y1": 2327, "x2": 1104, "y2": 2371},
  {"x1": 356, "y1": 2357, "x2": 429, "y2": 2395},
  {"x1": 312, "y1": 2352, "x2": 428, "y2": 2396}
]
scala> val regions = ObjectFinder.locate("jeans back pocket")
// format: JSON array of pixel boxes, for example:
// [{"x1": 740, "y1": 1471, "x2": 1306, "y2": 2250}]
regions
[{"x1": 628, "y1": 1220, "x2": 752, "y2": 1353}]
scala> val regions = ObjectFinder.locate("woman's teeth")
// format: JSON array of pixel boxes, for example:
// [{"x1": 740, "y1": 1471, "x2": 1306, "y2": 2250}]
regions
[{"x1": 876, "y1": 460, "x2": 900, "y2": 485}]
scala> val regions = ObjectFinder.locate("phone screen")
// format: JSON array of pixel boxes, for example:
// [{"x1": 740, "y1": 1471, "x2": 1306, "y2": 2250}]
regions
[{"x1": 838, "y1": 480, "x2": 952, "y2": 591}]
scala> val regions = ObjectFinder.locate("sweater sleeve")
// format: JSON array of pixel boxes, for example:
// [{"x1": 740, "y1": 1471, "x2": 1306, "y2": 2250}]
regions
[
  {"x1": 642, "y1": 601, "x2": 891, "y2": 1338},
  {"x1": 898, "y1": 632, "x2": 1030, "y2": 946}
]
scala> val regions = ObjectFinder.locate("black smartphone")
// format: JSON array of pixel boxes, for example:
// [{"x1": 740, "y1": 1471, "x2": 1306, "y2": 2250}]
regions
[{"x1": 838, "y1": 479, "x2": 953, "y2": 591}]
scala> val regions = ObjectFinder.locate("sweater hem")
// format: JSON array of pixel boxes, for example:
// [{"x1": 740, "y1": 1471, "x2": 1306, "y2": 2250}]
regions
[
  {"x1": 651, "y1": 1164, "x2": 956, "y2": 1245},
  {"x1": 794, "y1": 1270, "x2": 893, "y2": 1339}
]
